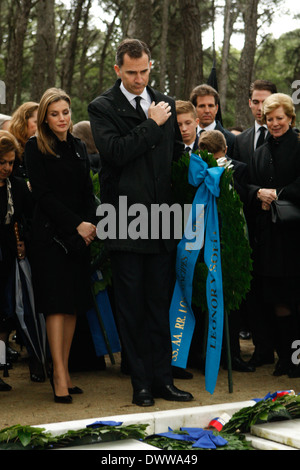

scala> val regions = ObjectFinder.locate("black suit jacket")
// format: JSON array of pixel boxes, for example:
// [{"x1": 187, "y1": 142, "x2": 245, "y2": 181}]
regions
[
  {"x1": 215, "y1": 120, "x2": 236, "y2": 158},
  {"x1": 233, "y1": 126, "x2": 255, "y2": 165},
  {"x1": 233, "y1": 125, "x2": 270, "y2": 165},
  {"x1": 229, "y1": 159, "x2": 249, "y2": 204},
  {"x1": 88, "y1": 79, "x2": 184, "y2": 253}
]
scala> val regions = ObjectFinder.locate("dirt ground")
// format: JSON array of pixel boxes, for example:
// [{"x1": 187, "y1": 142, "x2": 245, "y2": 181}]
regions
[{"x1": 1, "y1": 338, "x2": 299, "y2": 431}]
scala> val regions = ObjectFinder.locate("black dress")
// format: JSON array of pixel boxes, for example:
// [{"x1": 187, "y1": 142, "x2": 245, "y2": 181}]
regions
[
  {"x1": 248, "y1": 127, "x2": 300, "y2": 305},
  {"x1": 24, "y1": 133, "x2": 96, "y2": 317}
]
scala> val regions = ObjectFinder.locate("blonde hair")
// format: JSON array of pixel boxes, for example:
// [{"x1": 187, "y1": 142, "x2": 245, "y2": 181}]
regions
[
  {"x1": 0, "y1": 130, "x2": 21, "y2": 160},
  {"x1": 9, "y1": 102, "x2": 39, "y2": 153},
  {"x1": 198, "y1": 130, "x2": 227, "y2": 154},
  {"x1": 262, "y1": 93, "x2": 296, "y2": 127},
  {"x1": 37, "y1": 87, "x2": 72, "y2": 155},
  {"x1": 175, "y1": 100, "x2": 198, "y2": 119}
]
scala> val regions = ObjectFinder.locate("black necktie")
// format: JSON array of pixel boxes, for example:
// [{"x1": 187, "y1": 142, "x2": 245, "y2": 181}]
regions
[
  {"x1": 256, "y1": 126, "x2": 266, "y2": 148},
  {"x1": 135, "y1": 96, "x2": 146, "y2": 121},
  {"x1": 185, "y1": 146, "x2": 191, "y2": 154}
]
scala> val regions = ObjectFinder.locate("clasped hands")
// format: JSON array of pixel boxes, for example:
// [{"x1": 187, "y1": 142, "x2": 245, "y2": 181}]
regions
[
  {"x1": 77, "y1": 221, "x2": 97, "y2": 246},
  {"x1": 148, "y1": 101, "x2": 171, "y2": 126},
  {"x1": 257, "y1": 188, "x2": 277, "y2": 211}
]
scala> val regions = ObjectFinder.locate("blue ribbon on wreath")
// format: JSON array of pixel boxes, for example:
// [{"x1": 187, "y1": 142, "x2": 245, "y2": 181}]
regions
[{"x1": 169, "y1": 153, "x2": 224, "y2": 394}]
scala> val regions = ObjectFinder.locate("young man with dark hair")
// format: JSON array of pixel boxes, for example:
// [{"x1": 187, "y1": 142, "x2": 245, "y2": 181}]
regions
[{"x1": 233, "y1": 80, "x2": 278, "y2": 164}]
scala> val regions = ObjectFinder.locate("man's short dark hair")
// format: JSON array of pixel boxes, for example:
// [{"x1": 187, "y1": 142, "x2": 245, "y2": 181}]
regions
[
  {"x1": 189, "y1": 84, "x2": 219, "y2": 106},
  {"x1": 249, "y1": 80, "x2": 277, "y2": 99},
  {"x1": 115, "y1": 39, "x2": 151, "y2": 67}
]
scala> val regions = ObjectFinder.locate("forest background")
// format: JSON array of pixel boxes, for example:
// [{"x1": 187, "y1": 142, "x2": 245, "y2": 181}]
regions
[{"x1": 0, "y1": 0, "x2": 299, "y2": 131}]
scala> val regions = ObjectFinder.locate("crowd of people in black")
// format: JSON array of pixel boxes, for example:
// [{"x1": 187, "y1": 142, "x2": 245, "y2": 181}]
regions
[{"x1": 0, "y1": 38, "x2": 299, "y2": 407}]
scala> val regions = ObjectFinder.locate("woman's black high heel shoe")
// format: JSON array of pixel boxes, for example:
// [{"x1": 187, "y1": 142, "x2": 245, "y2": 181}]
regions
[
  {"x1": 50, "y1": 375, "x2": 72, "y2": 404},
  {"x1": 68, "y1": 386, "x2": 83, "y2": 395}
]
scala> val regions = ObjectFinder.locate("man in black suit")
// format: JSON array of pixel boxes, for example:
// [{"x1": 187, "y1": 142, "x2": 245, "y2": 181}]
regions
[
  {"x1": 233, "y1": 80, "x2": 278, "y2": 164},
  {"x1": 233, "y1": 80, "x2": 278, "y2": 368},
  {"x1": 189, "y1": 84, "x2": 235, "y2": 158},
  {"x1": 88, "y1": 39, "x2": 193, "y2": 407}
]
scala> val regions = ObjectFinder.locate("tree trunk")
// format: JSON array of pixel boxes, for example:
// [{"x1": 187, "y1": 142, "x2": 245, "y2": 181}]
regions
[
  {"x1": 61, "y1": 0, "x2": 86, "y2": 94},
  {"x1": 135, "y1": 0, "x2": 152, "y2": 46},
  {"x1": 179, "y1": 0, "x2": 203, "y2": 100},
  {"x1": 98, "y1": 8, "x2": 121, "y2": 94},
  {"x1": 159, "y1": 0, "x2": 169, "y2": 93},
  {"x1": 31, "y1": 0, "x2": 56, "y2": 101},
  {"x1": 219, "y1": 0, "x2": 239, "y2": 112},
  {"x1": 4, "y1": 0, "x2": 34, "y2": 113},
  {"x1": 235, "y1": 0, "x2": 259, "y2": 128}
]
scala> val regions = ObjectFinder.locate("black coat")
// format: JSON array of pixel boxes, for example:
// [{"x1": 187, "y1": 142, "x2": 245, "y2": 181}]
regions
[
  {"x1": 24, "y1": 133, "x2": 96, "y2": 316},
  {"x1": 248, "y1": 127, "x2": 300, "y2": 279},
  {"x1": 88, "y1": 79, "x2": 184, "y2": 253},
  {"x1": 25, "y1": 134, "x2": 96, "y2": 244},
  {"x1": 0, "y1": 176, "x2": 32, "y2": 276}
]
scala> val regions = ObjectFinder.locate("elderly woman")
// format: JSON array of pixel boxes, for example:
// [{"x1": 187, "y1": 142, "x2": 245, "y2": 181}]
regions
[
  {"x1": 0, "y1": 130, "x2": 32, "y2": 390},
  {"x1": 248, "y1": 93, "x2": 300, "y2": 377}
]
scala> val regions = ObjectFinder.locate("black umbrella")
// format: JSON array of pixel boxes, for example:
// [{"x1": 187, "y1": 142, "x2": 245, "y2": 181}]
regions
[
  {"x1": 13, "y1": 223, "x2": 47, "y2": 377},
  {"x1": 14, "y1": 257, "x2": 47, "y2": 376},
  {"x1": 207, "y1": 59, "x2": 223, "y2": 126}
]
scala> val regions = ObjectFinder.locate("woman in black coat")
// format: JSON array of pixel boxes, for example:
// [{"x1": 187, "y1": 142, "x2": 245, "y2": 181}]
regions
[
  {"x1": 248, "y1": 93, "x2": 300, "y2": 377},
  {"x1": 0, "y1": 130, "x2": 32, "y2": 391},
  {"x1": 25, "y1": 88, "x2": 96, "y2": 403}
]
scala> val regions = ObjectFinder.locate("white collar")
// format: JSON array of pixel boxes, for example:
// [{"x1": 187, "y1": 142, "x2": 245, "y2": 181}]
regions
[
  {"x1": 198, "y1": 121, "x2": 216, "y2": 132},
  {"x1": 120, "y1": 82, "x2": 150, "y2": 105},
  {"x1": 255, "y1": 121, "x2": 268, "y2": 133}
]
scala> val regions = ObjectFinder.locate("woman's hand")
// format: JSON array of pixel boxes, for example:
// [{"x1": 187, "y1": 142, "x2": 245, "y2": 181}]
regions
[
  {"x1": 76, "y1": 222, "x2": 97, "y2": 245},
  {"x1": 257, "y1": 188, "x2": 277, "y2": 204},
  {"x1": 257, "y1": 188, "x2": 277, "y2": 210}
]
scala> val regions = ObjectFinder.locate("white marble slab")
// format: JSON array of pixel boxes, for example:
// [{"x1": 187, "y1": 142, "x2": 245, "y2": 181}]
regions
[
  {"x1": 245, "y1": 434, "x2": 297, "y2": 450},
  {"x1": 56, "y1": 438, "x2": 159, "y2": 451},
  {"x1": 251, "y1": 419, "x2": 300, "y2": 449},
  {"x1": 36, "y1": 400, "x2": 256, "y2": 437}
]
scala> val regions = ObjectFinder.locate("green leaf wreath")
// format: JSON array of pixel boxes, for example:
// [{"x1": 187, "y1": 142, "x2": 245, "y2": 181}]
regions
[
  {"x1": 223, "y1": 394, "x2": 300, "y2": 434},
  {"x1": 171, "y1": 150, "x2": 252, "y2": 313}
]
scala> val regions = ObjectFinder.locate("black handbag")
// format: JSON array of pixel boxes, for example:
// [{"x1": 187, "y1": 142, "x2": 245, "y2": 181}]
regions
[{"x1": 271, "y1": 189, "x2": 300, "y2": 225}]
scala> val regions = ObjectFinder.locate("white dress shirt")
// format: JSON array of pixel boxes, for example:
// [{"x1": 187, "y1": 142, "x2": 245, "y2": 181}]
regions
[
  {"x1": 254, "y1": 121, "x2": 268, "y2": 149},
  {"x1": 120, "y1": 82, "x2": 151, "y2": 117}
]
